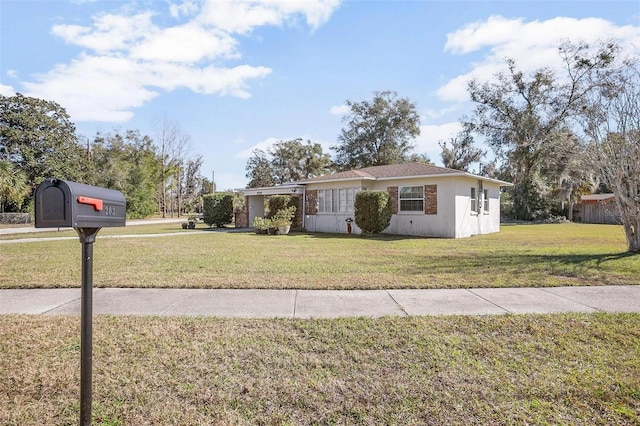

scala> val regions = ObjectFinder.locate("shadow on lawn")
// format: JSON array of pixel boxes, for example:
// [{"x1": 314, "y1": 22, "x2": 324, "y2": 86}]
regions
[{"x1": 400, "y1": 251, "x2": 636, "y2": 279}]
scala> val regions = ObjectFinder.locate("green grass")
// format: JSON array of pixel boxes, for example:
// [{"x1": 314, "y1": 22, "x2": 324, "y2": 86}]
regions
[
  {"x1": 1, "y1": 313, "x2": 638, "y2": 425},
  {"x1": 1, "y1": 223, "x2": 638, "y2": 289},
  {"x1": 0, "y1": 223, "x2": 190, "y2": 240}
]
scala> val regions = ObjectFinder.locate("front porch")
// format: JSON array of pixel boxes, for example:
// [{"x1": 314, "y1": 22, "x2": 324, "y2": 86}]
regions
[{"x1": 235, "y1": 184, "x2": 306, "y2": 229}]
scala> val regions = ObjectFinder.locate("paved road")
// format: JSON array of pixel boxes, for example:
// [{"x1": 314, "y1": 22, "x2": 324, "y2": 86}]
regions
[{"x1": 1, "y1": 286, "x2": 638, "y2": 318}]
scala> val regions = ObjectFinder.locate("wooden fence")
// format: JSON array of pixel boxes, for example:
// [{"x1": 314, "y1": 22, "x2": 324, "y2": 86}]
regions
[{"x1": 574, "y1": 202, "x2": 621, "y2": 224}]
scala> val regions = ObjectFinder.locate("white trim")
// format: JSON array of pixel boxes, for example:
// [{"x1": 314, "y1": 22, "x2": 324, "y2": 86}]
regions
[
  {"x1": 242, "y1": 185, "x2": 305, "y2": 196},
  {"x1": 375, "y1": 172, "x2": 512, "y2": 187},
  {"x1": 296, "y1": 176, "x2": 376, "y2": 185}
]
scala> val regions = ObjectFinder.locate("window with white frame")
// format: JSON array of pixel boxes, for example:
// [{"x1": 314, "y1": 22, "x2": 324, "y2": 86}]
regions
[
  {"x1": 483, "y1": 189, "x2": 489, "y2": 212},
  {"x1": 399, "y1": 186, "x2": 424, "y2": 212},
  {"x1": 470, "y1": 187, "x2": 477, "y2": 213},
  {"x1": 318, "y1": 188, "x2": 360, "y2": 213}
]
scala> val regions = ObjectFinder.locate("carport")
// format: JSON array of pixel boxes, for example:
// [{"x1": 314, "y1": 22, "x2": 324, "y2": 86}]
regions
[{"x1": 239, "y1": 184, "x2": 306, "y2": 229}]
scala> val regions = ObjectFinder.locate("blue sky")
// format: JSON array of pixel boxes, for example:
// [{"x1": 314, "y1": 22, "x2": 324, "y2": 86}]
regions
[{"x1": 1, "y1": 1, "x2": 639, "y2": 190}]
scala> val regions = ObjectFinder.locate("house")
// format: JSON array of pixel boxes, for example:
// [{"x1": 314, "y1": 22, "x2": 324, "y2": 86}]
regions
[
  {"x1": 575, "y1": 193, "x2": 620, "y2": 224},
  {"x1": 238, "y1": 163, "x2": 512, "y2": 238}
]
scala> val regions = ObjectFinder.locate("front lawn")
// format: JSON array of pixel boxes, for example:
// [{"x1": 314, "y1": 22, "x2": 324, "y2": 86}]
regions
[
  {"x1": 1, "y1": 313, "x2": 638, "y2": 425},
  {"x1": 0, "y1": 223, "x2": 637, "y2": 289}
]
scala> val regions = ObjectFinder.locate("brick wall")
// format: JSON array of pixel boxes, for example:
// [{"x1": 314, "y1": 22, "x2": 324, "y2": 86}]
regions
[
  {"x1": 305, "y1": 189, "x2": 318, "y2": 215},
  {"x1": 387, "y1": 186, "x2": 398, "y2": 214},
  {"x1": 425, "y1": 185, "x2": 437, "y2": 215},
  {"x1": 234, "y1": 196, "x2": 249, "y2": 227},
  {"x1": 292, "y1": 195, "x2": 303, "y2": 228}
]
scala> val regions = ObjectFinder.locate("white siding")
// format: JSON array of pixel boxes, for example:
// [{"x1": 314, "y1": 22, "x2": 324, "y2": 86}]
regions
[
  {"x1": 373, "y1": 177, "x2": 456, "y2": 238},
  {"x1": 305, "y1": 176, "x2": 503, "y2": 238},
  {"x1": 454, "y1": 178, "x2": 501, "y2": 238}
]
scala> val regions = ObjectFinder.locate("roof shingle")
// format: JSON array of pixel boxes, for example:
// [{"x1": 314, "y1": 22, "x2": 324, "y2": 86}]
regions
[{"x1": 298, "y1": 162, "x2": 462, "y2": 183}]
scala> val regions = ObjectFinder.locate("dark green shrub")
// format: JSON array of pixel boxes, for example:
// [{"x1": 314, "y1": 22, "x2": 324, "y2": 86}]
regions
[
  {"x1": 354, "y1": 190, "x2": 392, "y2": 235},
  {"x1": 203, "y1": 193, "x2": 234, "y2": 228},
  {"x1": 268, "y1": 195, "x2": 299, "y2": 225},
  {"x1": 267, "y1": 195, "x2": 291, "y2": 216}
]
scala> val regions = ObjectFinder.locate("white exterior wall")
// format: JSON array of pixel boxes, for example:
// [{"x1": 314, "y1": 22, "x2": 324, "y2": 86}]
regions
[
  {"x1": 247, "y1": 196, "x2": 265, "y2": 227},
  {"x1": 304, "y1": 181, "x2": 364, "y2": 235},
  {"x1": 304, "y1": 176, "x2": 503, "y2": 238},
  {"x1": 453, "y1": 178, "x2": 502, "y2": 238},
  {"x1": 371, "y1": 178, "x2": 456, "y2": 238}
]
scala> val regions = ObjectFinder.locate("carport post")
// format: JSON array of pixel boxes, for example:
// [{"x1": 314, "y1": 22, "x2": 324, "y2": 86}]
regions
[{"x1": 77, "y1": 227, "x2": 101, "y2": 426}]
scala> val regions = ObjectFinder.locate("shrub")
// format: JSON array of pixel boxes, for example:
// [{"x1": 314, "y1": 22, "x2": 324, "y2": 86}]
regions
[
  {"x1": 272, "y1": 206, "x2": 296, "y2": 227},
  {"x1": 203, "y1": 193, "x2": 234, "y2": 228},
  {"x1": 354, "y1": 190, "x2": 392, "y2": 235},
  {"x1": 268, "y1": 195, "x2": 299, "y2": 226}
]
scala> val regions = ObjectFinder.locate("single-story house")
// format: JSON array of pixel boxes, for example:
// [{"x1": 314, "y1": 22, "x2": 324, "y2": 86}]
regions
[{"x1": 238, "y1": 162, "x2": 513, "y2": 238}]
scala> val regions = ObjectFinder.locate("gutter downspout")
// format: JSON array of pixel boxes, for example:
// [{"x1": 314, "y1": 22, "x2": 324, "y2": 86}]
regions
[{"x1": 301, "y1": 187, "x2": 306, "y2": 229}]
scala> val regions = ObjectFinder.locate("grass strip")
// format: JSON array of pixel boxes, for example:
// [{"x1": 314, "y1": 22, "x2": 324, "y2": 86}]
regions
[
  {"x1": 1, "y1": 224, "x2": 638, "y2": 289},
  {"x1": 1, "y1": 313, "x2": 638, "y2": 425}
]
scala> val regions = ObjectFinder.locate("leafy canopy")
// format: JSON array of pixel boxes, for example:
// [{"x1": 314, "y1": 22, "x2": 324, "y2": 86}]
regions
[
  {"x1": 0, "y1": 94, "x2": 89, "y2": 187},
  {"x1": 332, "y1": 91, "x2": 421, "y2": 171}
]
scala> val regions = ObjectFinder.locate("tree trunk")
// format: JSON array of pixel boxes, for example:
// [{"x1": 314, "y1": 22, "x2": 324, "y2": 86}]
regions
[
  {"x1": 623, "y1": 218, "x2": 640, "y2": 253},
  {"x1": 616, "y1": 195, "x2": 640, "y2": 253}
]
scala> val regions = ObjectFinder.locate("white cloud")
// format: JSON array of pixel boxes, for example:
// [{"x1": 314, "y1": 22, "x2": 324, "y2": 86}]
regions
[
  {"x1": 169, "y1": 1, "x2": 199, "y2": 19},
  {"x1": 198, "y1": 0, "x2": 341, "y2": 34},
  {"x1": 414, "y1": 122, "x2": 462, "y2": 158},
  {"x1": 422, "y1": 105, "x2": 460, "y2": 121},
  {"x1": 438, "y1": 16, "x2": 640, "y2": 102},
  {"x1": 235, "y1": 137, "x2": 280, "y2": 159},
  {"x1": 19, "y1": 0, "x2": 340, "y2": 123},
  {"x1": 23, "y1": 55, "x2": 158, "y2": 122},
  {"x1": 51, "y1": 11, "x2": 156, "y2": 53},
  {"x1": 130, "y1": 24, "x2": 238, "y2": 63},
  {"x1": 0, "y1": 84, "x2": 16, "y2": 96},
  {"x1": 329, "y1": 104, "x2": 349, "y2": 115}
]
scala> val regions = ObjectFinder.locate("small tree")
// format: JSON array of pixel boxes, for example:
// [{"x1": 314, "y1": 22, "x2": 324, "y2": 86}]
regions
[
  {"x1": 203, "y1": 193, "x2": 234, "y2": 228},
  {"x1": 354, "y1": 190, "x2": 392, "y2": 235}
]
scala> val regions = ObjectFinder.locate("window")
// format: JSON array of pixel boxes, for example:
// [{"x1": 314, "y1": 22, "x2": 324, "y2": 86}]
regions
[
  {"x1": 318, "y1": 188, "x2": 359, "y2": 213},
  {"x1": 399, "y1": 186, "x2": 424, "y2": 212},
  {"x1": 483, "y1": 189, "x2": 489, "y2": 212},
  {"x1": 470, "y1": 187, "x2": 477, "y2": 213}
]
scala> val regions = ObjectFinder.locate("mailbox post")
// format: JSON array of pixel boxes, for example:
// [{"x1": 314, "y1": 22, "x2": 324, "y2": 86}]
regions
[{"x1": 35, "y1": 179, "x2": 126, "y2": 426}]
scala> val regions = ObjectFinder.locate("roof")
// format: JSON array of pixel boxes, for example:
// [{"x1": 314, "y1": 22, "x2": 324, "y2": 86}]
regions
[
  {"x1": 579, "y1": 193, "x2": 616, "y2": 204},
  {"x1": 296, "y1": 162, "x2": 513, "y2": 186}
]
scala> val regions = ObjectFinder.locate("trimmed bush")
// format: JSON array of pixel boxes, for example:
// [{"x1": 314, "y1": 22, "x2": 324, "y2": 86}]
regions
[
  {"x1": 354, "y1": 190, "x2": 392, "y2": 235},
  {"x1": 203, "y1": 193, "x2": 234, "y2": 228}
]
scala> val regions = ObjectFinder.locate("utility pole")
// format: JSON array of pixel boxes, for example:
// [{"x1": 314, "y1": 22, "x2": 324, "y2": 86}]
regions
[{"x1": 212, "y1": 170, "x2": 215, "y2": 194}]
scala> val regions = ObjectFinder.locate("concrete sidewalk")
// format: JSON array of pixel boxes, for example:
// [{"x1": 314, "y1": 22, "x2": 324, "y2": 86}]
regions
[{"x1": 1, "y1": 286, "x2": 638, "y2": 318}]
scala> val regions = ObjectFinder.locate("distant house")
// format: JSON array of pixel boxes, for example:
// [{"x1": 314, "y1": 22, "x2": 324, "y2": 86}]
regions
[
  {"x1": 238, "y1": 163, "x2": 512, "y2": 238},
  {"x1": 575, "y1": 193, "x2": 620, "y2": 224}
]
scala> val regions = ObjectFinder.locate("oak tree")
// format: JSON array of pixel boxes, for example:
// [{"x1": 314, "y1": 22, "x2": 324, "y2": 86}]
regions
[{"x1": 332, "y1": 91, "x2": 421, "y2": 170}]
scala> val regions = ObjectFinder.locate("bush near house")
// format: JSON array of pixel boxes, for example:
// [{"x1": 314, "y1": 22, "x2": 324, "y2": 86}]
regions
[
  {"x1": 354, "y1": 190, "x2": 392, "y2": 235},
  {"x1": 268, "y1": 195, "x2": 298, "y2": 225},
  {"x1": 203, "y1": 193, "x2": 234, "y2": 228}
]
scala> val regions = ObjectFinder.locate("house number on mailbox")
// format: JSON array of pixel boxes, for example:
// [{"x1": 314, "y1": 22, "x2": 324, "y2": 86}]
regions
[{"x1": 104, "y1": 205, "x2": 116, "y2": 216}]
